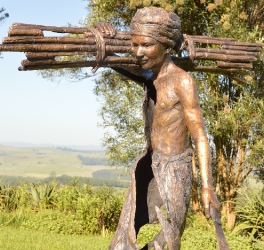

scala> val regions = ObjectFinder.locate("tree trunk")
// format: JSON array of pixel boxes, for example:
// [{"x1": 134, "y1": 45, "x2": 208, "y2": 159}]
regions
[
  {"x1": 191, "y1": 154, "x2": 200, "y2": 213},
  {"x1": 222, "y1": 200, "x2": 236, "y2": 229},
  {"x1": 189, "y1": 137, "x2": 200, "y2": 213}
]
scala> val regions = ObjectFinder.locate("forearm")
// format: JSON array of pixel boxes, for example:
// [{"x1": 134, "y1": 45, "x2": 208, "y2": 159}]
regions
[
  {"x1": 111, "y1": 66, "x2": 146, "y2": 85},
  {"x1": 196, "y1": 137, "x2": 213, "y2": 189}
]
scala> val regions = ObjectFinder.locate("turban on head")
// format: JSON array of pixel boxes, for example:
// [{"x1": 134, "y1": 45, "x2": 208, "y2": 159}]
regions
[{"x1": 130, "y1": 7, "x2": 182, "y2": 48}]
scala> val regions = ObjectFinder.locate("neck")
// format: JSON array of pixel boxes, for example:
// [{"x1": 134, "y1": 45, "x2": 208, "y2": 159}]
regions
[{"x1": 152, "y1": 55, "x2": 171, "y2": 79}]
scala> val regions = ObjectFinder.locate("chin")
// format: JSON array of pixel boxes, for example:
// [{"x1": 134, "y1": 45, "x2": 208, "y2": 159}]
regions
[
  {"x1": 140, "y1": 63, "x2": 152, "y2": 69},
  {"x1": 141, "y1": 65, "x2": 149, "y2": 69}
]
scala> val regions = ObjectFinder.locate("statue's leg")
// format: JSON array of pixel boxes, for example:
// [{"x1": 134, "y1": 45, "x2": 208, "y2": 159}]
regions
[
  {"x1": 141, "y1": 230, "x2": 165, "y2": 250},
  {"x1": 140, "y1": 178, "x2": 165, "y2": 250},
  {"x1": 152, "y1": 150, "x2": 193, "y2": 250},
  {"x1": 110, "y1": 151, "x2": 161, "y2": 250}
]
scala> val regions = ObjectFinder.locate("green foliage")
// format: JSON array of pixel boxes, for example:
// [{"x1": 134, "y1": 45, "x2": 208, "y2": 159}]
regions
[
  {"x1": 57, "y1": 147, "x2": 102, "y2": 153},
  {"x1": 1, "y1": 174, "x2": 130, "y2": 189},
  {"x1": 180, "y1": 214, "x2": 260, "y2": 250},
  {"x1": 126, "y1": 214, "x2": 260, "y2": 249},
  {"x1": 197, "y1": 73, "x2": 264, "y2": 189},
  {"x1": 0, "y1": 182, "x2": 124, "y2": 235},
  {"x1": 0, "y1": 184, "x2": 30, "y2": 212},
  {"x1": 29, "y1": 182, "x2": 57, "y2": 209},
  {"x1": 0, "y1": 7, "x2": 9, "y2": 59},
  {"x1": 85, "y1": 0, "x2": 135, "y2": 27},
  {"x1": 0, "y1": 182, "x2": 263, "y2": 248},
  {"x1": 137, "y1": 223, "x2": 161, "y2": 248},
  {"x1": 0, "y1": 145, "x2": 108, "y2": 178},
  {"x1": 0, "y1": 7, "x2": 8, "y2": 23},
  {"x1": 87, "y1": 0, "x2": 264, "y2": 182},
  {"x1": 233, "y1": 188, "x2": 264, "y2": 243},
  {"x1": 77, "y1": 155, "x2": 107, "y2": 165},
  {"x1": 92, "y1": 169, "x2": 131, "y2": 180},
  {"x1": 38, "y1": 1, "x2": 264, "y2": 228},
  {"x1": 0, "y1": 226, "x2": 111, "y2": 250},
  {"x1": 94, "y1": 70, "x2": 145, "y2": 169}
]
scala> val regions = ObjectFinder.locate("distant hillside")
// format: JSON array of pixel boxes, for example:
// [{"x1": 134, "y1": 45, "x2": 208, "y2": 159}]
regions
[
  {"x1": 0, "y1": 142, "x2": 54, "y2": 148},
  {"x1": 0, "y1": 145, "x2": 108, "y2": 179},
  {"x1": 0, "y1": 174, "x2": 130, "y2": 188},
  {"x1": 0, "y1": 142, "x2": 103, "y2": 151},
  {"x1": 93, "y1": 169, "x2": 131, "y2": 181}
]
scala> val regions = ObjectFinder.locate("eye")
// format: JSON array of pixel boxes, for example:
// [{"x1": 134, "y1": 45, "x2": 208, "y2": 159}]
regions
[{"x1": 132, "y1": 43, "x2": 138, "y2": 48}]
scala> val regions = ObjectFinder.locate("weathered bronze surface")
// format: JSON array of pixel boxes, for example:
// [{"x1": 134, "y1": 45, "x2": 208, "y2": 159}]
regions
[
  {"x1": 2, "y1": 6, "x2": 259, "y2": 249},
  {"x1": 98, "y1": 7, "x2": 228, "y2": 250},
  {"x1": 0, "y1": 18, "x2": 262, "y2": 83}
]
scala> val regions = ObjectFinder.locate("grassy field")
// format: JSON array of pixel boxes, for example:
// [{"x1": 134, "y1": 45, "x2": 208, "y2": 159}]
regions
[
  {"x1": 1, "y1": 221, "x2": 259, "y2": 250},
  {"x1": 0, "y1": 145, "x2": 109, "y2": 178},
  {"x1": 0, "y1": 226, "x2": 111, "y2": 250}
]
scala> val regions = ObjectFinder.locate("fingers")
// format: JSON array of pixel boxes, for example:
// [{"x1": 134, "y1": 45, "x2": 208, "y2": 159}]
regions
[
  {"x1": 95, "y1": 22, "x2": 116, "y2": 37},
  {"x1": 154, "y1": 241, "x2": 162, "y2": 250},
  {"x1": 107, "y1": 24, "x2": 116, "y2": 37},
  {"x1": 203, "y1": 193, "x2": 210, "y2": 218},
  {"x1": 211, "y1": 197, "x2": 221, "y2": 212},
  {"x1": 205, "y1": 207, "x2": 210, "y2": 218},
  {"x1": 209, "y1": 192, "x2": 221, "y2": 213},
  {"x1": 202, "y1": 188, "x2": 221, "y2": 218}
]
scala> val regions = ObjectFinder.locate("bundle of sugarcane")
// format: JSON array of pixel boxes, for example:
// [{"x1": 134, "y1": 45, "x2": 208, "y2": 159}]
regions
[{"x1": 0, "y1": 23, "x2": 262, "y2": 81}]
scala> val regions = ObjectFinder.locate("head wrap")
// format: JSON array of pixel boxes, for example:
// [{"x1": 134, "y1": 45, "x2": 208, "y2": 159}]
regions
[{"x1": 130, "y1": 7, "x2": 181, "y2": 48}]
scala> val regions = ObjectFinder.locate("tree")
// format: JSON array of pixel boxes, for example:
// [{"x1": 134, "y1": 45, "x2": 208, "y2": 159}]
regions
[
  {"x1": 0, "y1": 7, "x2": 9, "y2": 58},
  {"x1": 41, "y1": 0, "x2": 264, "y2": 228},
  {"x1": 0, "y1": 7, "x2": 8, "y2": 23},
  {"x1": 94, "y1": 70, "x2": 144, "y2": 169}
]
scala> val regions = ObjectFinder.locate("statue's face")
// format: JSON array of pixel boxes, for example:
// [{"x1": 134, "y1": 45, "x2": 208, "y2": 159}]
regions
[{"x1": 131, "y1": 35, "x2": 167, "y2": 71}]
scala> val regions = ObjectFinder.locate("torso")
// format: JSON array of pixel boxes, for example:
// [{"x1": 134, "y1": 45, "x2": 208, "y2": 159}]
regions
[{"x1": 150, "y1": 65, "x2": 189, "y2": 155}]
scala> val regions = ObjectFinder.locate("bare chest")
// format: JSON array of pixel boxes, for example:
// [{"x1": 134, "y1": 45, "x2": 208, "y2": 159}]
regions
[{"x1": 154, "y1": 79, "x2": 180, "y2": 112}]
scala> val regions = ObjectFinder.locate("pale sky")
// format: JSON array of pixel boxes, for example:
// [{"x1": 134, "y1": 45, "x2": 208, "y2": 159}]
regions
[{"x1": 0, "y1": 1, "x2": 106, "y2": 146}]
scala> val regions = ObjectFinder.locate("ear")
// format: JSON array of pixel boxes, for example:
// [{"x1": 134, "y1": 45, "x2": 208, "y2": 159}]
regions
[{"x1": 166, "y1": 47, "x2": 172, "y2": 54}]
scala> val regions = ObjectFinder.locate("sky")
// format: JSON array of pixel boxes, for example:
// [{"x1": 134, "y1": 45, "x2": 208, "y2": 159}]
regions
[{"x1": 0, "y1": 1, "x2": 106, "y2": 146}]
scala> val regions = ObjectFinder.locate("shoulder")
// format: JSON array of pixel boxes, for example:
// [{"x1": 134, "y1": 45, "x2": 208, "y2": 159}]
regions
[
  {"x1": 167, "y1": 64, "x2": 196, "y2": 92},
  {"x1": 166, "y1": 64, "x2": 200, "y2": 107}
]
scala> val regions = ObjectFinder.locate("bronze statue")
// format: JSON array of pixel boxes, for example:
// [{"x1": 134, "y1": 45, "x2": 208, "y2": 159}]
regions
[
  {"x1": 3, "y1": 6, "x2": 262, "y2": 249},
  {"x1": 96, "y1": 7, "x2": 222, "y2": 250}
]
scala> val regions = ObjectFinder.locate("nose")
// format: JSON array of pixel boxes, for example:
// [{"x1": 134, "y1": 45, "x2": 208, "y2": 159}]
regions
[{"x1": 134, "y1": 46, "x2": 144, "y2": 58}]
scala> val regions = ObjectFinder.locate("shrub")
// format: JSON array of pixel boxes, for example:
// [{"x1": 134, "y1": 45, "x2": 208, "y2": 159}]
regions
[
  {"x1": 137, "y1": 214, "x2": 257, "y2": 250},
  {"x1": 233, "y1": 188, "x2": 264, "y2": 244},
  {"x1": 1, "y1": 183, "x2": 123, "y2": 235}
]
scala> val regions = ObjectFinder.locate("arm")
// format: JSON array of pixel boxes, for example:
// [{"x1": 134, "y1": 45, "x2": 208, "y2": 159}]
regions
[
  {"x1": 176, "y1": 73, "x2": 220, "y2": 216},
  {"x1": 95, "y1": 22, "x2": 148, "y2": 85},
  {"x1": 111, "y1": 66, "x2": 146, "y2": 85}
]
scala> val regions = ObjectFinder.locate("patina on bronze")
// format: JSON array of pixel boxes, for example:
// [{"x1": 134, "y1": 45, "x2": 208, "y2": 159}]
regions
[
  {"x1": 2, "y1": 6, "x2": 260, "y2": 249},
  {"x1": 0, "y1": 19, "x2": 262, "y2": 84},
  {"x1": 95, "y1": 7, "x2": 227, "y2": 250}
]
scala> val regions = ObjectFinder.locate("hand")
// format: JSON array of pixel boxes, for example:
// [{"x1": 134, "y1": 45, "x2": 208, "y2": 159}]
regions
[
  {"x1": 95, "y1": 22, "x2": 116, "y2": 37},
  {"x1": 202, "y1": 187, "x2": 221, "y2": 218}
]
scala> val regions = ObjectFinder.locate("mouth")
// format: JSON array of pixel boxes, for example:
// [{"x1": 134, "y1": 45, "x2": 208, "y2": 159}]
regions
[{"x1": 139, "y1": 59, "x2": 148, "y2": 66}]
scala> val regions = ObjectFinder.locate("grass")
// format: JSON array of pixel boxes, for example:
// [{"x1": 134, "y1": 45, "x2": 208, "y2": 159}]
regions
[
  {"x1": 0, "y1": 145, "x2": 108, "y2": 178},
  {"x1": 1, "y1": 223, "x2": 257, "y2": 250},
  {"x1": 1, "y1": 214, "x2": 261, "y2": 250},
  {"x1": 136, "y1": 214, "x2": 260, "y2": 250},
  {"x1": 0, "y1": 226, "x2": 112, "y2": 250}
]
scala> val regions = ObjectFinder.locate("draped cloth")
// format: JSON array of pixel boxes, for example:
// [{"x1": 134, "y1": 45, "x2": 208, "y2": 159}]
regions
[
  {"x1": 130, "y1": 7, "x2": 182, "y2": 49},
  {"x1": 109, "y1": 8, "x2": 190, "y2": 249},
  {"x1": 108, "y1": 81, "x2": 193, "y2": 250},
  {"x1": 108, "y1": 148, "x2": 193, "y2": 250}
]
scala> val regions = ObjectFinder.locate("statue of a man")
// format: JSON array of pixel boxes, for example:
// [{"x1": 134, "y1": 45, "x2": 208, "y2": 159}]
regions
[{"x1": 97, "y1": 7, "x2": 220, "y2": 250}]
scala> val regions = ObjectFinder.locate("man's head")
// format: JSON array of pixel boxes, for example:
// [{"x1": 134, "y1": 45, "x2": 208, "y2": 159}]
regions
[{"x1": 130, "y1": 7, "x2": 181, "y2": 49}]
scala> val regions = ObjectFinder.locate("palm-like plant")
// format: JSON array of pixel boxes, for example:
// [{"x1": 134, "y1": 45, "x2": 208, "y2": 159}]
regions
[
  {"x1": 233, "y1": 188, "x2": 264, "y2": 243},
  {"x1": 29, "y1": 182, "x2": 57, "y2": 209}
]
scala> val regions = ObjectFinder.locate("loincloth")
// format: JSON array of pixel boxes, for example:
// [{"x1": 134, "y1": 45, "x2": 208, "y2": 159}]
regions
[
  {"x1": 109, "y1": 148, "x2": 193, "y2": 250},
  {"x1": 152, "y1": 148, "x2": 193, "y2": 209},
  {"x1": 152, "y1": 149, "x2": 193, "y2": 242}
]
